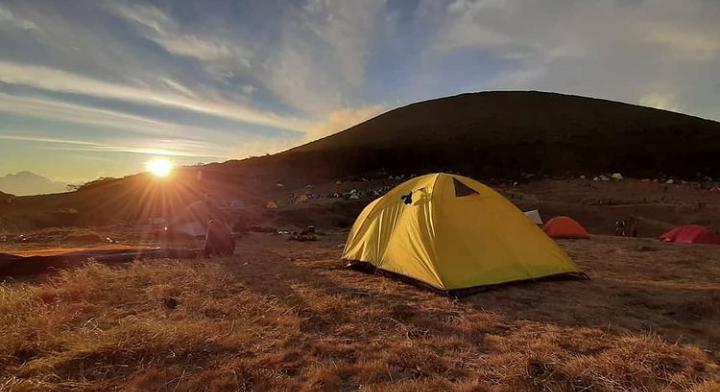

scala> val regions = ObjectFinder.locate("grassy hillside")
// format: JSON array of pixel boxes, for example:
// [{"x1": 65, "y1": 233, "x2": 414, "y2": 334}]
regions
[{"x1": 246, "y1": 91, "x2": 720, "y2": 180}]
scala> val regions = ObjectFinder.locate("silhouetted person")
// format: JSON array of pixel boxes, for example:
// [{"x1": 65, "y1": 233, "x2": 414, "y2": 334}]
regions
[
  {"x1": 203, "y1": 219, "x2": 235, "y2": 257},
  {"x1": 615, "y1": 219, "x2": 626, "y2": 236}
]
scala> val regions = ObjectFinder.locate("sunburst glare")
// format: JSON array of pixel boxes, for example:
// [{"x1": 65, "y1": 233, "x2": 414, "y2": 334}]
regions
[{"x1": 146, "y1": 158, "x2": 173, "y2": 177}]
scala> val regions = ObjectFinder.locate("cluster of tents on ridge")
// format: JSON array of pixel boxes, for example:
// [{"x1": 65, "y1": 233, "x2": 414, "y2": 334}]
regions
[{"x1": 340, "y1": 173, "x2": 719, "y2": 295}]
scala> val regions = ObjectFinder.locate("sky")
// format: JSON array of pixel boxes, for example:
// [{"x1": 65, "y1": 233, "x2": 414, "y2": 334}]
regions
[{"x1": 1, "y1": 0, "x2": 719, "y2": 184}]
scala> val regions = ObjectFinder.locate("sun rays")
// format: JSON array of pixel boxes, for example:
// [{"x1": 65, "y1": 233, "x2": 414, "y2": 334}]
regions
[{"x1": 146, "y1": 159, "x2": 174, "y2": 178}]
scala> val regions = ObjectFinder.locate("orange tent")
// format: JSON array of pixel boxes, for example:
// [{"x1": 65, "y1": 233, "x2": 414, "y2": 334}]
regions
[{"x1": 543, "y1": 216, "x2": 590, "y2": 239}]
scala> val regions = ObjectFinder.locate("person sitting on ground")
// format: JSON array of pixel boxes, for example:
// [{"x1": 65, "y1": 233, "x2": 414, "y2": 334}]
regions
[{"x1": 203, "y1": 219, "x2": 235, "y2": 257}]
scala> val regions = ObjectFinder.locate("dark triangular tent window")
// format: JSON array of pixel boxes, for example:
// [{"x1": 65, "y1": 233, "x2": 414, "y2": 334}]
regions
[
  {"x1": 400, "y1": 192, "x2": 413, "y2": 204},
  {"x1": 453, "y1": 178, "x2": 478, "y2": 197}
]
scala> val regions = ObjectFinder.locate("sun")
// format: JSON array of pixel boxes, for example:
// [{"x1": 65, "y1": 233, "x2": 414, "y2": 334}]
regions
[{"x1": 146, "y1": 158, "x2": 173, "y2": 177}]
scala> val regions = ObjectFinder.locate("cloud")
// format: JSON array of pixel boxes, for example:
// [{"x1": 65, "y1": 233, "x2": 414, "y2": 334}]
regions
[
  {"x1": 305, "y1": 105, "x2": 386, "y2": 142},
  {"x1": 241, "y1": 85, "x2": 257, "y2": 95},
  {"x1": 1, "y1": 132, "x2": 227, "y2": 159},
  {"x1": 642, "y1": 25, "x2": 720, "y2": 62},
  {"x1": 111, "y1": 3, "x2": 251, "y2": 67},
  {"x1": 0, "y1": 4, "x2": 40, "y2": 32},
  {"x1": 425, "y1": 0, "x2": 720, "y2": 120},
  {"x1": 0, "y1": 61, "x2": 309, "y2": 132},
  {"x1": 110, "y1": 3, "x2": 172, "y2": 33},
  {"x1": 256, "y1": 0, "x2": 386, "y2": 115},
  {"x1": 159, "y1": 78, "x2": 197, "y2": 98},
  {"x1": 0, "y1": 134, "x2": 97, "y2": 146},
  {"x1": 118, "y1": 4, "x2": 236, "y2": 60},
  {"x1": 0, "y1": 93, "x2": 171, "y2": 136},
  {"x1": 434, "y1": 0, "x2": 513, "y2": 52},
  {"x1": 638, "y1": 92, "x2": 680, "y2": 112},
  {"x1": 108, "y1": 1, "x2": 380, "y2": 119},
  {"x1": 0, "y1": 92, "x2": 267, "y2": 150},
  {"x1": 153, "y1": 35, "x2": 238, "y2": 61},
  {"x1": 0, "y1": 92, "x2": 305, "y2": 159}
]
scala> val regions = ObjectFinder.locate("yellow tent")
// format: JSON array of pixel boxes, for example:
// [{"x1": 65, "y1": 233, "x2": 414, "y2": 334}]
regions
[{"x1": 343, "y1": 173, "x2": 580, "y2": 293}]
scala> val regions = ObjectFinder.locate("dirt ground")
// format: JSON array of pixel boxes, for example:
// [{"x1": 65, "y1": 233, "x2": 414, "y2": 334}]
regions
[{"x1": 1, "y1": 231, "x2": 719, "y2": 391}]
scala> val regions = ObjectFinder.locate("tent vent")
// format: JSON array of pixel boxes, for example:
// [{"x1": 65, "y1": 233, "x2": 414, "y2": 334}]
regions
[
  {"x1": 453, "y1": 178, "x2": 478, "y2": 197},
  {"x1": 401, "y1": 192, "x2": 413, "y2": 204}
]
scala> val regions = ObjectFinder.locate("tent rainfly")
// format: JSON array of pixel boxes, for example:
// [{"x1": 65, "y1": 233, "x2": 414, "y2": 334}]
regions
[
  {"x1": 342, "y1": 173, "x2": 582, "y2": 294},
  {"x1": 660, "y1": 225, "x2": 719, "y2": 245},
  {"x1": 543, "y1": 216, "x2": 590, "y2": 239}
]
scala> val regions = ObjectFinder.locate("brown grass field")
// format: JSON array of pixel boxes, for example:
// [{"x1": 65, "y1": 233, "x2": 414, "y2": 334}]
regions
[{"x1": 1, "y1": 230, "x2": 719, "y2": 391}]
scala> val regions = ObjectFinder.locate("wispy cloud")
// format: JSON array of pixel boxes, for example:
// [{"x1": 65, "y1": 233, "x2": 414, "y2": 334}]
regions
[
  {"x1": 254, "y1": 1, "x2": 386, "y2": 115},
  {"x1": 0, "y1": 92, "x2": 268, "y2": 148},
  {"x1": 0, "y1": 3, "x2": 40, "y2": 32},
  {"x1": 0, "y1": 93, "x2": 170, "y2": 136},
  {"x1": 305, "y1": 105, "x2": 385, "y2": 142},
  {"x1": 1, "y1": 132, "x2": 226, "y2": 159},
  {"x1": 426, "y1": 0, "x2": 720, "y2": 119},
  {"x1": 0, "y1": 61, "x2": 309, "y2": 132},
  {"x1": 642, "y1": 24, "x2": 720, "y2": 62},
  {"x1": 112, "y1": 3, "x2": 251, "y2": 63},
  {"x1": 0, "y1": 134, "x2": 97, "y2": 146}
]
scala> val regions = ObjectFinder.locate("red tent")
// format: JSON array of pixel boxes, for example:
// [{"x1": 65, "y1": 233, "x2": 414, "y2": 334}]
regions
[
  {"x1": 543, "y1": 216, "x2": 590, "y2": 239},
  {"x1": 659, "y1": 225, "x2": 719, "y2": 245}
]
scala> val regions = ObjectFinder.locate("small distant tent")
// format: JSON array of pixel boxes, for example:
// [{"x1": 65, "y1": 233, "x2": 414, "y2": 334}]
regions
[
  {"x1": 543, "y1": 216, "x2": 590, "y2": 239},
  {"x1": 265, "y1": 201, "x2": 278, "y2": 209},
  {"x1": 295, "y1": 194, "x2": 309, "y2": 204},
  {"x1": 659, "y1": 225, "x2": 719, "y2": 245},
  {"x1": 524, "y1": 209, "x2": 543, "y2": 225},
  {"x1": 343, "y1": 173, "x2": 581, "y2": 294}
]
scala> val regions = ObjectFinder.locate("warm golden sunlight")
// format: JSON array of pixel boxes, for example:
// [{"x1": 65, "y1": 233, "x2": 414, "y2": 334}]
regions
[
  {"x1": 145, "y1": 158, "x2": 173, "y2": 177},
  {"x1": 3, "y1": 2, "x2": 720, "y2": 390}
]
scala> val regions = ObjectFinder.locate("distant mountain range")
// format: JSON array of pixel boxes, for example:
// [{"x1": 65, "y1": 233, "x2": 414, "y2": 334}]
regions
[{"x1": 0, "y1": 171, "x2": 67, "y2": 196}]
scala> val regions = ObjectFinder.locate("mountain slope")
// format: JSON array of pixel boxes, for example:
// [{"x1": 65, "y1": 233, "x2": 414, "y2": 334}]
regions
[
  {"x1": 0, "y1": 190, "x2": 13, "y2": 203},
  {"x1": 0, "y1": 171, "x2": 67, "y2": 196},
  {"x1": 234, "y1": 91, "x2": 720, "y2": 180},
  {"x1": 3, "y1": 90, "x2": 720, "y2": 230}
]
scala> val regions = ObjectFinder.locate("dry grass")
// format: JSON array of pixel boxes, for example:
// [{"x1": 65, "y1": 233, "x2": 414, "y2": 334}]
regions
[{"x1": 1, "y1": 233, "x2": 719, "y2": 391}]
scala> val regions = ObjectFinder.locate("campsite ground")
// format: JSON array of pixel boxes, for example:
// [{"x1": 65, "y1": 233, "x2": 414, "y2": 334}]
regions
[{"x1": 1, "y1": 230, "x2": 719, "y2": 391}]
